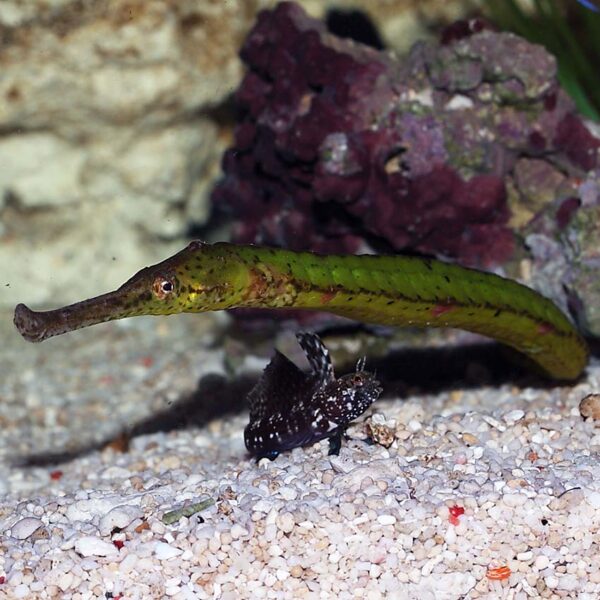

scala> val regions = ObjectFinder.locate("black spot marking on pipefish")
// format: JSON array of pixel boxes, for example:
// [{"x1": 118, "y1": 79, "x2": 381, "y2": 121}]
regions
[{"x1": 243, "y1": 332, "x2": 382, "y2": 461}]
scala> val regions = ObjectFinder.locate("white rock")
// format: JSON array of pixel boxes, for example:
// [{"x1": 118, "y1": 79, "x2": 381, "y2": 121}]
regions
[
  {"x1": 79, "y1": 558, "x2": 99, "y2": 571},
  {"x1": 12, "y1": 584, "x2": 30, "y2": 599},
  {"x1": 99, "y1": 505, "x2": 144, "y2": 536},
  {"x1": 252, "y1": 500, "x2": 273, "y2": 513},
  {"x1": 74, "y1": 536, "x2": 119, "y2": 558},
  {"x1": 377, "y1": 515, "x2": 397, "y2": 526},
  {"x1": 585, "y1": 490, "x2": 600, "y2": 509},
  {"x1": 278, "y1": 486, "x2": 298, "y2": 501},
  {"x1": 154, "y1": 542, "x2": 182, "y2": 560},
  {"x1": 119, "y1": 553, "x2": 140, "y2": 574},
  {"x1": 0, "y1": 134, "x2": 85, "y2": 207},
  {"x1": 276, "y1": 512, "x2": 295, "y2": 533},
  {"x1": 230, "y1": 524, "x2": 248, "y2": 540},
  {"x1": 165, "y1": 585, "x2": 181, "y2": 597},
  {"x1": 445, "y1": 94, "x2": 474, "y2": 110},
  {"x1": 502, "y1": 493, "x2": 527, "y2": 507},
  {"x1": 482, "y1": 415, "x2": 506, "y2": 431},
  {"x1": 370, "y1": 564, "x2": 382, "y2": 578},
  {"x1": 100, "y1": 466, "x2": 134, "y2": 480},
  {"x1": 503, "y1": 410, "x2": 525, "y2": 424},
  {"x1": 66, "y1": 497, "x2": 132, "y2": 522},
  {"x1": 58, "y1": 572, "x2": 74, "y2": 592},
  {"x1": 556, "y1": 574, "x2": 579, "y2": 591},
  {"x1": 10, "y1": 517, "x2": 43, "y2": 540},
  {"x1": 517, "y1": 551, "x2": 533, "y2": 562},
  {"x1": 407, "y1": 419, "x2": 422, "y2": 433},
  {"x1": 534, "y1": 555, "x2": 550, "y2": 570},
  {"x1": 329, "y1": 455, "x2": 355, "y2": 474},
  {"x1": 428, "y1": 573, "x2": 477, "y2": 595}
]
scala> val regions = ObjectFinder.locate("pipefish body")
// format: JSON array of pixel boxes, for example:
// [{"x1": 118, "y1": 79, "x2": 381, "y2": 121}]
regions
[{"x1": 14, "y1": 241, "x2": 588, "y2": 380}]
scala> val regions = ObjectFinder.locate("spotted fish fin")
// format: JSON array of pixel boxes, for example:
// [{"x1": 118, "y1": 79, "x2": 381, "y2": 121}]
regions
[
  {"x1": 356, "y1": 356, "x2": 367, "y2": 372},
  {"x1": 296, "y1": 332, "x2": 335, "y2": 384},
  {"x1": 247, "y1": 350, "x2": 311, "y2": 421}
]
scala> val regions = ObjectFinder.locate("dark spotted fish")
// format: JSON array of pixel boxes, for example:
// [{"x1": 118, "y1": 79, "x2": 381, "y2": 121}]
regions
[{"x1": 244, "y1": 332, "x2": 382, "y2": 460}]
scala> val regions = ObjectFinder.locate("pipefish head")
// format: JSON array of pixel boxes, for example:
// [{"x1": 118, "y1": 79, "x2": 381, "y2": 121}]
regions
[
  {"x1": 14, "y1": 241, "x2": 241, "y2": 342},
  {"x1": 112, "y1": 240, "x2": 240, "y2": 317},
  {"x1": 166, "y1": 241, "x2": 247, "y2": 313}
]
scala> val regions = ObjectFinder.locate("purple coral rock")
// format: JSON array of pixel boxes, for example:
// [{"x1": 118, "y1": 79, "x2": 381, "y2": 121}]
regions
[
  {"x1": 554, "y1": 113, "x2": 600, "y2": 171},
  {"x1": 556, "y1": 197, "x2": 581, "y2": 230},
  {"x1": 212, "y1": 1, "x2": 597, "y2": 284},
  {"x1": 522, "y1": 171, "x2": 600, "y2": 336}
]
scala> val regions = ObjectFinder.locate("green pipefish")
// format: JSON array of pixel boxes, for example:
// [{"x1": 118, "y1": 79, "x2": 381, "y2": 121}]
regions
[{"x1": 13, "y1": 241, "x2": 588, "y2": 380}]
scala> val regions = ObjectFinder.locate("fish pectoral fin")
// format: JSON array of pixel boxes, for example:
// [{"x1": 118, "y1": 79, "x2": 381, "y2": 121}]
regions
[{"x1": 327, "y1": 428, "x2": 345, "y2": 456}]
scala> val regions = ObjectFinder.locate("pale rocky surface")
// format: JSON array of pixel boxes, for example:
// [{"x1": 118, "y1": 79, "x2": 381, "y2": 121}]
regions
[
  {"x1": 1, "y1": 310, "x2": 600, "y2": 598},
  {"x1": 1, "y1": 0, "x2": 475, "y2": 308}
]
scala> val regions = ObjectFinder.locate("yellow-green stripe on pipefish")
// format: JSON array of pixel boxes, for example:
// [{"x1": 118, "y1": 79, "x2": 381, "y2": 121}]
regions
[{"x1": 14, "y1": 241, "x2": 588, "y2": 380}]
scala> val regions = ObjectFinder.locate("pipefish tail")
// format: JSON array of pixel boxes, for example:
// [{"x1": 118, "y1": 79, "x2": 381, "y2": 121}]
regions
[{"x1": 14, "y1": 241, "x2": 588, "y2": 380}]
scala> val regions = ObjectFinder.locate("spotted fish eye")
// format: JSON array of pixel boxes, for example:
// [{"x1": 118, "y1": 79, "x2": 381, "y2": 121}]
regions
[
  {"x1": 351, "y1": 373, "x2": 365, "y2": 386},
  {"x1": 152, "y1": 276, "x2": 176, "y2": 300}
]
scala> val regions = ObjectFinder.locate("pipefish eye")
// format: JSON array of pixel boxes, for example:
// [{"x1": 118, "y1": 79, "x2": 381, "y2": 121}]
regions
[{"x1": 152, "y1": 276, "x2": 176, "y2": 300}]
